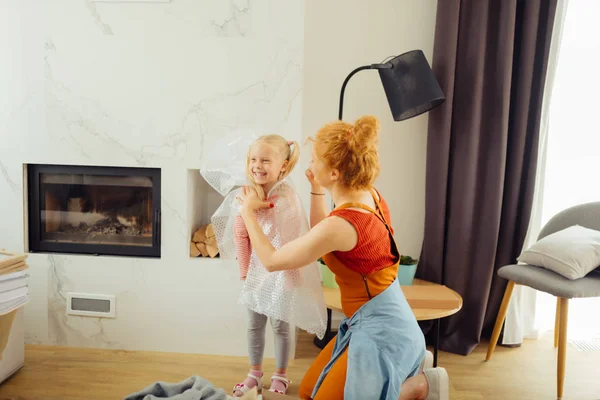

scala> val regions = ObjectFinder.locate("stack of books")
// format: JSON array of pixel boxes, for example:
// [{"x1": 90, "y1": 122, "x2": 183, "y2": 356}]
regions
[{"x1": 0, "y1": 250, "x2": 29, "y2": 316}]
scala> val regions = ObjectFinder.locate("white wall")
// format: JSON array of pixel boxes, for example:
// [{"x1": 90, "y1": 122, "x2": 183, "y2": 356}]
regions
[
  {"x1": 0, "y1": 0, "x2": 438, "y2": 355},
  {"x1": 301, "y1": 0, "x2": 438, "y2": 259},
  {"x1": 0, "y1": 0, "x2": 304, "y2": 356}
]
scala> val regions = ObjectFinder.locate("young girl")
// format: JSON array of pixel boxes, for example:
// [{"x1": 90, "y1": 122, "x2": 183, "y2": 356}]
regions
[{"x1": 209, "y1": 134, "x2": 327, "y2": 397}]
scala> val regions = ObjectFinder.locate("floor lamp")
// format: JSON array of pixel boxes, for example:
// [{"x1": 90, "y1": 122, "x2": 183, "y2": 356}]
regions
[{"x1": 314, "y1": 49, "x2": 446, "y2": 349}]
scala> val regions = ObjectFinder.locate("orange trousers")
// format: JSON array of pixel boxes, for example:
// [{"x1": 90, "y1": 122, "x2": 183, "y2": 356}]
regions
[{"x1": 298, "y1": 338, "x2": 348, "y2": 400}]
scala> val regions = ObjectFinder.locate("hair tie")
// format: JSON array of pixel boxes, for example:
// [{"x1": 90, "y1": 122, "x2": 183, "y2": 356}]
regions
[
  {"x1": 347, "y1": 128, "x2": 353, "y2": 138},
  {"x1": 287, "y1": 141, "x2": 293, "y2": 146}
]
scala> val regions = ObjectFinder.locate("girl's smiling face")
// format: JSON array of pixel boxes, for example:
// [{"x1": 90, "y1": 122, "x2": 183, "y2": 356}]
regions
[{"x1": 248, "y1": 141, "x2": 288, "y2": 192}]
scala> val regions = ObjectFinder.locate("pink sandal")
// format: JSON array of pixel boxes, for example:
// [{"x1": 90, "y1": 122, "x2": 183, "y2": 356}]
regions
[
  {"x1": 233, "y1": 373, "x2": 263, "y2": 397},
  {"x1": 268, "y1": 375, "x2": 290, "y2": 395}
]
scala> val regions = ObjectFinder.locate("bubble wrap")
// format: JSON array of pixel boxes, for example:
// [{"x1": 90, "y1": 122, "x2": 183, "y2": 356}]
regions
[
  {"x1": 201, "y1": 140, "x2": 327, "y2": 339},
  {"x1": 200, "y1": 132, "x2": 257, "y2": 197}
]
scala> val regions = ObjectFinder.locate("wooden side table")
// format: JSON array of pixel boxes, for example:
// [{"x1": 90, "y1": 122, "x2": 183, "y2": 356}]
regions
[{"x1": 316, "y1": 279, "x2": 463, "y2": 367}]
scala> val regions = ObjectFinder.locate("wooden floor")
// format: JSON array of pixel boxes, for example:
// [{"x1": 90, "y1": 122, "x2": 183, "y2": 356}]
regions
[{"x1": 0, "y1": 332, "x2": 598, "y2": 400}]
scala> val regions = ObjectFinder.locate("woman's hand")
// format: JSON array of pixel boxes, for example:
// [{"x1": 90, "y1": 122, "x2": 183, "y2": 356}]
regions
[
  {"x1": 305, "y1": 169, "x2": 324, "y2": 194},
  {"x1": 236, "y1": 186, "x2": 273, "y2": 215}
]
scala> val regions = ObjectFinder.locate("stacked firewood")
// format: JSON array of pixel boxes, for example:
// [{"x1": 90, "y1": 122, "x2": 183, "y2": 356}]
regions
[{"x1": 190, "y1": 224, "x2": 219, "y2": 258}]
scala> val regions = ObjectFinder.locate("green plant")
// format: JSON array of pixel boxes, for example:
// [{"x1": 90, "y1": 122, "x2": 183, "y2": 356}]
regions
[{"x1": 400, "y1": 255, "x2": 418, "y2": 265}]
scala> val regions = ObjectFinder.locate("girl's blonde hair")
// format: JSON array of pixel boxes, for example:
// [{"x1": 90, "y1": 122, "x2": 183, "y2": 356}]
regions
[
  {"x1": 311, "y1": 115, "x2": 380, "y2": 191},
  {"x1": 246, "y1": 134, "x2": 300, "y2": 199}
]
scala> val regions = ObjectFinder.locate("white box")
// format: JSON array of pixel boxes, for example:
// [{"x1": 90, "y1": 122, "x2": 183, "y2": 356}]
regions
[{"x1": 0, "y1": 307, "x2": 25, "y2": 384}]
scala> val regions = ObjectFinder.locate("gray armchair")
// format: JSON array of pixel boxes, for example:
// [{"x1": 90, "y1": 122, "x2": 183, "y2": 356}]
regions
[{"x1": 486, "y1": 202, "x2": 600, "y2": 399}]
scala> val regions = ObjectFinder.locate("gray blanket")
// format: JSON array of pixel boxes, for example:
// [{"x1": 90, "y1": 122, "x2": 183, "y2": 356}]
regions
[{"x1": 123, "y1": 376, "x2": 230, "y2": 400}]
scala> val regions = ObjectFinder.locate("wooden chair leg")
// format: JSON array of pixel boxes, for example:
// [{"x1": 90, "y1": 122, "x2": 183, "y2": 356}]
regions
[
  {"x1": 486, "y1": 280, "x2": 516, "y2": 361},
  {"x1": 557, "y1": 297, "x2": 569, "y2": 399},
  {"x1": 554, "y1": 297, "x2": 561, "y2": 348}
]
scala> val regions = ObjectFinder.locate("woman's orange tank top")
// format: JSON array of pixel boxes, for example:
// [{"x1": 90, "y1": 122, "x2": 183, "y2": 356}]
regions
[{"x1": 322, "y1": 189, "x2": 400, "y2": 317}]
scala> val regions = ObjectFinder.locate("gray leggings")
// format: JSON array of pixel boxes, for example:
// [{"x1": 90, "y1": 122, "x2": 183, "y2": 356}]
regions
[{"x1": 247, "y1": 309, "x2": 291, "y2": 369}]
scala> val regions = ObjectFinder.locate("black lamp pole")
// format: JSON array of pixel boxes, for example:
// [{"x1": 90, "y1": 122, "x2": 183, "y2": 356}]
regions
[{"x1": 338, "y1": 63, "x2": 393, "y2": 120}]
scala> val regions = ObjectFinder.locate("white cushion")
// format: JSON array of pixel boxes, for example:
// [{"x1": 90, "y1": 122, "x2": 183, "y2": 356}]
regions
[{"x1": 517, "y1": 225, "x2": 600, "y2": 280}]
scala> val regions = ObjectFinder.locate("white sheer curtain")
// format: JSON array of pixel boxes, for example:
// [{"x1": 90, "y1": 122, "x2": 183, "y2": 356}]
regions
[{"x1": 503, "y1": 0, "x2": 600, "y2": 345}]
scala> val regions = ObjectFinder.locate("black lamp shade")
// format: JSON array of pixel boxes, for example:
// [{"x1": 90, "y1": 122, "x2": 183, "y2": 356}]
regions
[{"x1": 378, "y1": 50, "x2": 445, "y2": 121}]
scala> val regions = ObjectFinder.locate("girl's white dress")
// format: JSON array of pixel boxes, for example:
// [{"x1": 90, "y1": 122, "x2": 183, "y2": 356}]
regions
[{"x1": 200, "y1": 136, "x2": 327, "y2": 339}]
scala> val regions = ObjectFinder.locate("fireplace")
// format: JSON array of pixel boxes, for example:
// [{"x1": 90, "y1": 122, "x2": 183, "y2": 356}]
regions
[{"x1": 27, "y1": 164, "x2": 161, "y2": 257}]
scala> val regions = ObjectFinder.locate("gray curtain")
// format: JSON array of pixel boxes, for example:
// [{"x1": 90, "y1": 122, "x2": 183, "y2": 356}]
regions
[{"x1": 417, "y1": 0, "x2": 559, "y2": 355}]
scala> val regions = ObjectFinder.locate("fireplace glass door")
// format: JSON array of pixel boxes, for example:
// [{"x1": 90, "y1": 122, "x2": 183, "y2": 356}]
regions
[{"x1": 28, "y1": 165, "x2": 161, "y2": 257}]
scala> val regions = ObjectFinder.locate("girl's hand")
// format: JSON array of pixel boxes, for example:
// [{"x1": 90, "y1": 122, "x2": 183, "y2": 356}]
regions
[
  {"x1": 236, "y1": 186, "x2": 273, "y2": 214},
  {"x1": 305, "y1": 169, "x2": 324, "y2": 193}
]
